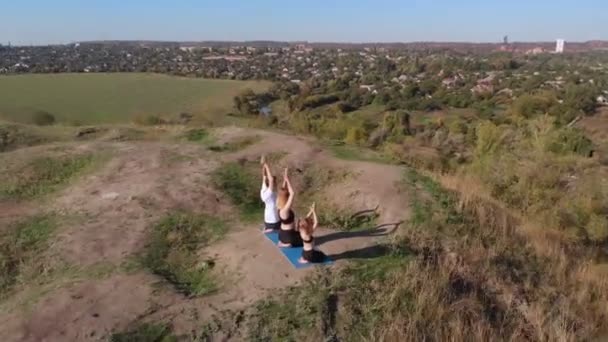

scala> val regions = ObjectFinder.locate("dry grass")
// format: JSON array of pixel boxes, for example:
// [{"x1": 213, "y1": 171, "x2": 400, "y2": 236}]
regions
[
  {"x1": 245, "y1": 169, "x2": 608, "y2": 341},
  {"x1": 435, "y1": 172, "x2": 608, "y2": 341}
]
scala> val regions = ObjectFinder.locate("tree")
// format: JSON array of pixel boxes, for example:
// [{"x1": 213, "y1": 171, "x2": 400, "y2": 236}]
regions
[
  {"x1": 510, "y1": 94, "x2": 553, "y2": 118},
  {"x1": 563, "y1": 84, "x2": 598, "y2": 115},
  {"x1": 233, "y1": 89, "x2": 258, "y2": 115},
  {"x1": 31, "y1": 111, "x2": 55, "y2": 126}
]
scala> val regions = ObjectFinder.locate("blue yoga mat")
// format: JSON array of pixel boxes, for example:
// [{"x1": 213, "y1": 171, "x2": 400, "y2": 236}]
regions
[{"x1": 263, "y1": 230, "x2": 333, "y2": 269}]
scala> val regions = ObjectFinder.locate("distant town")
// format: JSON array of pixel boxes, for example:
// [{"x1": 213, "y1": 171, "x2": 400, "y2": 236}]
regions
[
  {"x1": 2, "y1": 39, "x2": 608, "y2": 78},
  {"x1": 2, "y1": 39, "x2": 607, "y2": 115}
]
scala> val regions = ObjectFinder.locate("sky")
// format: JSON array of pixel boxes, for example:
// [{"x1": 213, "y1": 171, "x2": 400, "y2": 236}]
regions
[{"x1": 1, "y1": 0, "x2": 607, "y2": 45}]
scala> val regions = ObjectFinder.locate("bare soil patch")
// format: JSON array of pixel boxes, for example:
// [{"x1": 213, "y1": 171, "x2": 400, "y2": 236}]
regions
[{"x1": 0, "y1": 127, "x2": 412, "y2": 341}]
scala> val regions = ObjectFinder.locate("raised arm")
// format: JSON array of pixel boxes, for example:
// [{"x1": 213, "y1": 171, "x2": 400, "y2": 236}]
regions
[
  {"x1": 263, "y1": 163, "x2": 274, "y2": 192},
  {"x1": 310, "y1": 203, "x2": 318, "y2": 230},
  {"x1": 282, "y1": 167, "x2": 289, "y2": 188},
  {"x1": 283, "y1": 169, "x2": 295, "y2": 210}
]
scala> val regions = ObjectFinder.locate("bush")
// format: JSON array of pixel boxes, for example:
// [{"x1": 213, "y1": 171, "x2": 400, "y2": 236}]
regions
[
  {"x1": 510, "y1": 94, "x2": 553, "y2": 118},
  {"x1": 474, "y1": 121, "x2": 507, "y2": 159},
  {"x1": 30, "y1": 111, "x2": 55, "y2": 126},
  {"x1": 547, "y1": 128, "x2": 594, "y2": 157},
  {"x1": 132, "y1": 113, "x2": 163, "y2": 125},
  {"x1": 298, "y1": 94, "x2": 340, "y2": 110},
  {"x1": 344, "y1": 126, "x2": 367, "y2": 145}
]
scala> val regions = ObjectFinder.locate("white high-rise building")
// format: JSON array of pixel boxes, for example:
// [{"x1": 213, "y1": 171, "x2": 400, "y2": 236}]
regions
[{"x1": 556, "y1": 39, "x2": 565, "y2": 53}]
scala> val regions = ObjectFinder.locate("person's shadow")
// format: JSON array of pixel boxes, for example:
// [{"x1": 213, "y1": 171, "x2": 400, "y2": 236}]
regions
[
  {"x1": 328, "y1": 244, "x2": 392, "y2": 261},
  {"x1": 316, "y1": 221, "x2": 402, "y2": 246},
  {"x1": 317, "y1": 221, "x2": 403, "y2": 261}
]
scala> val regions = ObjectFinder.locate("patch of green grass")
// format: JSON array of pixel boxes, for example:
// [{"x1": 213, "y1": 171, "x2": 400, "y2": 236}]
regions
[
  {"x1": 247, "y1": 250, "x2": 412, "y2": 341},
  {"x1": 331, "y1": 253, "x2": 413, "y2": 339},
  {"x1": 0, "y1": 122, "x2": 78, "y2": 152},
  {"x1": 183, "y1": 128, "x2": 209, "y2": 142},
  {"x1": 141, "y1": 213, "x2": 227, "y2": 296},
  {"x1": 208, "y1": 135, "x2": 260, "y2": 153},
  {"x1": 247, "y1": 273, "x2": 330, "y2": 342},
  {"x1": 405, "y1": 169, "x2": 465, "y2": 228},
  {"x1": 0, "y1": 215, "x2": 58, "y2": 299},
  {"x1": 0, "y1": 123, "x2": 50, "y2": 152},
  {"x1": 0, "y1": 73, "x2": 270, "y2": 124},
  {"x1": 197, "y1": 315, "x2": 227, "y2": 341},
  {"x1": 0, "y1": 153, "x2": 98, "y2": 200},
  {"x1": 329, "y1": 144, "x2": 393, "y2": 164},
  {"x1": 211, "y1": 162, "x2": 261, "y2": 222},
  {"x1": 110, "y1": 323, "x2": 178, "y2": 342}
]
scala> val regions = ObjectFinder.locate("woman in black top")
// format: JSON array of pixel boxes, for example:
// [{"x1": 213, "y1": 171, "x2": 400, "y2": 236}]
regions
[
  {"x1": 276, "y1": 168, "x2": 303, "y2": 247},
  {"x1": 298, "y1": 202, "x2": 326, "y2": 263}
]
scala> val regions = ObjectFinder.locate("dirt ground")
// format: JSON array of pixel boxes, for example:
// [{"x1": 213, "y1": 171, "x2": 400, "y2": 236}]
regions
[{"x1": 0, "y1": 127, "x2": 411, "y2": 342}]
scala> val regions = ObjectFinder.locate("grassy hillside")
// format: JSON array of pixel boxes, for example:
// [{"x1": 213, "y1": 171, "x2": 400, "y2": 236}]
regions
[{"x1": 0, "y1": 73, "x2": 269, "y2": 124}]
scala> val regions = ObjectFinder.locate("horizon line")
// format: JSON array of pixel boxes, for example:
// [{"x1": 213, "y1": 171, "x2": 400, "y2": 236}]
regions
[{"x1": 4, "y1": 38, "x2": 607, "y2": 47}]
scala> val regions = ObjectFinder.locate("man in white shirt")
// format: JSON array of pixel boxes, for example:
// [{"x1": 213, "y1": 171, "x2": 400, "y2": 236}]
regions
[{"x1": 261, "y1": 160, "x2": 280, "y2": 232}]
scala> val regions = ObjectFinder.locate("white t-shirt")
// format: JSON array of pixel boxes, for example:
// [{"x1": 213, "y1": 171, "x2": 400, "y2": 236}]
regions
[{"x1": 261, "y1": 184, "x2": 279, "y2": 224}]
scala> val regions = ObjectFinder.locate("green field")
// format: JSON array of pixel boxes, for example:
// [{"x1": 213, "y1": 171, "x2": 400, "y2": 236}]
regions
[{"x1": 0, "y1": 73, "x2": 270, "y2": 124}]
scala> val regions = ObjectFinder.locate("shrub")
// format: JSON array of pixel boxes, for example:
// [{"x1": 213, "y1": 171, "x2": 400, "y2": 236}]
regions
[
  {"x1": 474, "y1": 121, "x2": 507, "y2": 159},
  {"x1": 510, "y1": 94, "x2": 553, "y2": 118},
  {"x1": 547, "y1": 128, "x2": 594, "y2": 157},
  {"x1": 344, "y1": 126, "x2": 366, "y2": 145},
  {"x1": 30, "y1": 111, "x2": 55, "y2": 126},
  {"x1": 298, "y1": 94, "x2": 340, "y2": 110},
  {"x1": 132, "y1": 113, "x2": 163, "y2": 125}
]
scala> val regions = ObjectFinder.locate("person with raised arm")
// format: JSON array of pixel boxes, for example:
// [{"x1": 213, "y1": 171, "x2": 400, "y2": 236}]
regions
[
  {"x1": 276, "y1": 168, "x2": 303, "y2": 247},
  {"x1": 298, "y1": 202, "x2": 327, "y2": 263},
  {"x1": 260, "y1": 156, "x2": 280, "y2": 233}
]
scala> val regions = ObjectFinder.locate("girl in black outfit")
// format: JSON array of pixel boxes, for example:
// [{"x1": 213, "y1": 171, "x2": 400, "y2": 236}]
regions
[
  {"x1": 298, "y1": 203, "x2": 327, "y2": 263},
  {"x1": 277, "y1": 168, "x2": 303, "y2": 247}
]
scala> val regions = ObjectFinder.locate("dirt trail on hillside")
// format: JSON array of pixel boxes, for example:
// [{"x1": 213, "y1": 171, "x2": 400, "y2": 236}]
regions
[{"x1": 0, "y1": 127, "x2": 411, "y2": 342}]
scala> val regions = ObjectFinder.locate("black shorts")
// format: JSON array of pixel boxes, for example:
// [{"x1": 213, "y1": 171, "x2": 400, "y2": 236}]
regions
[
  {"x1": 302, "y1": 249, "x2": 326, "y2": 263},
  {"x1": 264, "y1": 221, "x2": 281, "y2": 230},
  {"x1": 278, "y1": 229, "x2": 303, "y2": 247}
]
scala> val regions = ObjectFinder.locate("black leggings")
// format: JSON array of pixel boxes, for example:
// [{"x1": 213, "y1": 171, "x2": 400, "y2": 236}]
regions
[
  {"x1": 278, "y1": 229, "x2": 303, "y2": 247},
  {"x1": 302, "y1": 249, "x2": 326, "y2": 263}
]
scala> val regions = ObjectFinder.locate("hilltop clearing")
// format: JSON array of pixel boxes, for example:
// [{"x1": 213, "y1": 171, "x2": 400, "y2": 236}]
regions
[{"x1": 0, "y1": 124, "x2": 409, "y2": 341}]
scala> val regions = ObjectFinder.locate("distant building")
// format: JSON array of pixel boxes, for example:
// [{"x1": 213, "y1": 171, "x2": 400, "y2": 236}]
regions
[
  {"x1": 556, "y1": 39, "x2": 565, "y2": 53},
  {"x1": 526, "y1": 47, "x2": 545, "y2": 55},
  {"x1": 359, "y1": 84, "x2": 376, "y2": 92}
]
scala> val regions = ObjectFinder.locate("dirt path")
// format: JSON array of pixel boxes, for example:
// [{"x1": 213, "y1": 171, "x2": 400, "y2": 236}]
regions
[{"x1": 0, "y1": 127, "x2": 411, "y2": 341}]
